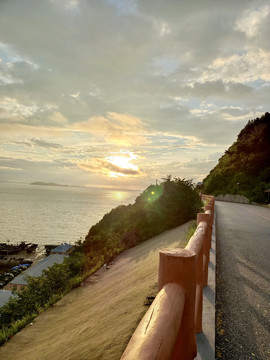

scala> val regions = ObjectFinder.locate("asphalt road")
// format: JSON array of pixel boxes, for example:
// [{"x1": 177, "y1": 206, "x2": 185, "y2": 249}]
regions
[{"x1": 215, "y1": 201, "x2": 270, "y2": 360}]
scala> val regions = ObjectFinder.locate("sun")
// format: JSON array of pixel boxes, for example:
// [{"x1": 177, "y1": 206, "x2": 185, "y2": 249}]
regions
[
  {"x1": 105, "y1": 151, "x2": 139, "y2": 177},
  {"x1": 107, "y1": 155, "x2": 138, "y2": 171}
]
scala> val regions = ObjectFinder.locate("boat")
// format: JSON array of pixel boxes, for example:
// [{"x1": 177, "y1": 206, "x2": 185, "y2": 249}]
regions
[
  {"x1": 0, "y1": 242, "x2": 38, "y2": 255},
  {"x1": 26, "y1": 243, "x2": 38, "y2": 253}
]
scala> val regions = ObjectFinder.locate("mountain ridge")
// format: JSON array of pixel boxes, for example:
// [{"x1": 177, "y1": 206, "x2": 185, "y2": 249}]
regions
[{"x1": 203, "y1": 112, "x2": 270, "y2": 203}]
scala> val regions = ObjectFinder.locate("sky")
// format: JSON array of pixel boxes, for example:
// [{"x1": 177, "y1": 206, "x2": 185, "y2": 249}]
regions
[{"x1": 0, "y1": 0, "x2": 269, "y2": 190}]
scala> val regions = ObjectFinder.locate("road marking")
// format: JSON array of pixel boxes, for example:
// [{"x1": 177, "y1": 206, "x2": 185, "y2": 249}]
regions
[{"x1": 238, "y1": 205, "x2": 270, "y2": 221}]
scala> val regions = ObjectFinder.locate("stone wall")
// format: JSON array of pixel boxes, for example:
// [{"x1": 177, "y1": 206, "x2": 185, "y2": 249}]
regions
[{"x1": 215, "y1": 194, "x2": 249, "y2": 204}]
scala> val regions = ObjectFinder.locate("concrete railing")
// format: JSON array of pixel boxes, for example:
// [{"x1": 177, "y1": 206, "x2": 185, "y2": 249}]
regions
[{"x1": 121, "y1": 196, "x2": 215, "y2": 360}]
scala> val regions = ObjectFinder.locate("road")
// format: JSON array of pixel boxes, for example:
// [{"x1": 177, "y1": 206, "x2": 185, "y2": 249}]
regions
[
  {"x1": 215, "y1": 201, "x2": 270, "y2": 360},
  {"x1": 0, "y1": 221, "x2": 191, "y2": 360}
]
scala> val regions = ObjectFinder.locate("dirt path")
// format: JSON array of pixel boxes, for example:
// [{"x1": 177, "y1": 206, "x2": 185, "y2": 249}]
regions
[{"x1": 0, "y1": 222, "x2": 190, "y2": 360}]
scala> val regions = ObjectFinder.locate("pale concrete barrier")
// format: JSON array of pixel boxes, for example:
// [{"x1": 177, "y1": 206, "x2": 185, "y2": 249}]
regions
[{"x1": 121, "y1": 195, "x2": 215, "y2": 360}]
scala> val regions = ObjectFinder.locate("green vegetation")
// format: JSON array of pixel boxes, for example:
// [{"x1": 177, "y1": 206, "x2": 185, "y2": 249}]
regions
[
  {"x1": 0, "y1": 249, "x2": 88, "y2": 344},
  {"x1": 83, "y1": 177, "x2": 201, "y2": 266},
  {"x1": 0, "y1": 177, "x2": 201, "y2": 344},
  {"x1": 183, "y1": 220, "x2": 197, "y2": 247},
  {"x1": 203, "y1": 112, "x2": 270, "y2": 203}
]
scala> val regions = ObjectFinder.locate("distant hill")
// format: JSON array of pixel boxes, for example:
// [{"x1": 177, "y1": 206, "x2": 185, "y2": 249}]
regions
[
  {"x1": 203, "y1": 112, "x2": 270, "y2": 203},
  {"x1": 30, "y1": 182, "x2": 69, "y2": 187}
]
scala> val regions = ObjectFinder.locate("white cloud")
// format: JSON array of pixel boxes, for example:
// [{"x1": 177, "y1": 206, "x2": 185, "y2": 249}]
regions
[
  {"x1": 0, "y1": 97, "x2": 39, "y2": 118},
  {"x1": 202, "y1": 48, "x2": 270, "y2": 83},
  {"x1": 235, "y1": 5, "x2": 270, "y2": 38},
  {"x1": 70, "y1": 92, "x2": 80, "y2": 99}
]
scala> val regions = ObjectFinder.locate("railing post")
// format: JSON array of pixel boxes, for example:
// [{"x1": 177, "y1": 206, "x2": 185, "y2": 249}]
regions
[
  {"x1": 159, "y1": 248, "x2": 197, "y2": 360},
  {"x1": 204, "y1": 206, "x2": 213, "y2": 255},
  {"x1": 205, "y1": 210, "x2": 212, "y2": 249},
  {"x1": 204, "y1": 204, "x2": 214, "y2": 225},
  {"x1": 197, "y1": 213, "x2": 210, "y2": 287},
  {"x1": 186, "y1": 221, "x2": 206, "y2": 333}
]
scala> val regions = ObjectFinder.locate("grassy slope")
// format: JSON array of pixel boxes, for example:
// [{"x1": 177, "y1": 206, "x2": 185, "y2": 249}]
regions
[{"x1": 0, "y1": 222, "x2": 190, "y2": 360}]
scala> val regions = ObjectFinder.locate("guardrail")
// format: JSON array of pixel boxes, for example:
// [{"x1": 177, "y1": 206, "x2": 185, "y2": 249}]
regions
[{"x1": 121, "y1": 195, "x2": 215, "y2": 360}]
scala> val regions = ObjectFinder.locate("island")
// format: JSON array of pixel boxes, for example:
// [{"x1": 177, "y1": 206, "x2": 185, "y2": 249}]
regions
[{"x1": 30, "y1": 182, "x2": 69, "y2": 187}]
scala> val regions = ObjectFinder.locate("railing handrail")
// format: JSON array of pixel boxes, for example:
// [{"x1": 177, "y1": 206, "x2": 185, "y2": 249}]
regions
[
  {"x1": 186, "y1": 221, "x2": 207, "y2": 255},
  {"x1": 121, "y1": 283, "x2": 185, "y2": 360},
  {"x1": 121, "y1": 196, "x2": 215, "y2": 360}
]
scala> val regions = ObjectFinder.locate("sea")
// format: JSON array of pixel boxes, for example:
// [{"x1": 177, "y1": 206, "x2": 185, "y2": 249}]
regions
[{"x1": 0, "y1": 182, "x2": 139, "y2": 246}]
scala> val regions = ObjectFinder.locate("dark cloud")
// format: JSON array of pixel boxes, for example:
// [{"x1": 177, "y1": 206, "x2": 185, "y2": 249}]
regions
[
  {"x1": 31, "y1": 138, "x2": 62, "y2": 148},
  {"x1": 78, "y1": 157, "x2": 142, "y2": 176},
  {"x1": 104, "y1": 161, "x2": 141, "y2": 176},
  {"x1": 18, "y1": 138, "x2": 63, "y2": 149}
]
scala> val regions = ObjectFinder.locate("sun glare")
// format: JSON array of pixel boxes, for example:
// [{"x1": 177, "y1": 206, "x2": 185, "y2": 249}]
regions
[
  {"x1": 106, "y1": 151, "x2": 139, "y2": 177},
  {"x1": 114, "y1": 192, "x2": 123, "y2": 200}
]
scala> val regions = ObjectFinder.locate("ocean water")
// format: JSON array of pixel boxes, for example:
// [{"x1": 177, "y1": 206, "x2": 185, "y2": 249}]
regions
[{"x1": 0, "y1": 183, "x2": 139, "y2": 246}]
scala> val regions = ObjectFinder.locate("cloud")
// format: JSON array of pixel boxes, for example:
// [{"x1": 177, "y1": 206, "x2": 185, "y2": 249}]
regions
[
  {"x1": 235, "y1": 5, "x2": 270, "y2": 38},
  {"x1": 50, "y1": 0, "x2": 80, "y2": 13},
  {"x1": 49, "y1": 111, "x2": 69, "y2": 125},
  {"x1": 200, "y1": 49, "x2": 270, "y2": 83},
  {"x1": 107, "y1": 0, "x2": 137, "y2": 15},
  {"x1": 16, "y1": 138, "x2": 63, "y2": 149},
  {"x1": 0, "y1": 123, "x2": 64, "y2": 138},
  {"x1": 0, "y1": 42, "x2": 39, "y2": 85},
  {"x1": 185, "y1": 80, "x2": 253, "y2": 99},
  {"x1": 0, "y1": 165, "x2": 23, "y2": 171},
  {"x1": 73, "y1": 112, "x2": 147, "y2": 146},
  {"x1": 143, "y1": 153, "x2": 223, "y2": 182},
  {"x1": 77, "y1": 152, "x2": 144, "y2": 178},
  {"x1": 0, "y1": 0, "x2": 269, "y2": 186},
  {"x1": 0, "y1": 97, "x2": 39, "y2": 118}
]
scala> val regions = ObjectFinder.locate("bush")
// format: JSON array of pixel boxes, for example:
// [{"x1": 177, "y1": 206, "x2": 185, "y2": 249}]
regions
[{"x1": 84, "y1": 177, "x2": 201, "y2": 257}]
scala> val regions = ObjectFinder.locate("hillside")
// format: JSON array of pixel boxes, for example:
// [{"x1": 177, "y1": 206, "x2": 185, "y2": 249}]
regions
[
  {"x1": 203, "y1": 112, "x2": 270, "y2": 203},
  {"x1": 0, "y1": 177, "x2": 201, "y2": 346},
  {"x1": 83, "y1": 177, "x2": 201, "y2": 266},
  {"x1": 0, "y1": 223, "x2": 190, "y2": 360}
]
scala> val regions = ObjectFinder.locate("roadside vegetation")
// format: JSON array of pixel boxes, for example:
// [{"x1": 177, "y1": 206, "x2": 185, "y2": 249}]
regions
[
  {"x1": 0, "y1": 177, "x2": 201, "y2": 345},
  {"x1": 203, "y1": 112, "x2": 270, "y2": 203},
  {"x1": 183, "y1": 220, "x2": 197, "y2": 247}
]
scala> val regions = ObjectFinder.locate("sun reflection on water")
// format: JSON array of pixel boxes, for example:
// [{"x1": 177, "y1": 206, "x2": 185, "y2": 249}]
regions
[{"x1": 115, "y1": 192, "x2": 123, "y2": 200}]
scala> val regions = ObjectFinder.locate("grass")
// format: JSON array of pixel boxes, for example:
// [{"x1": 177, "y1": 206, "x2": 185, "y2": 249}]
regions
[
  {"x1": 0, "y1": 313, "x2": 36, "y2": 345},
  {"x1": 183, "y1": 220, "x2": 197, "y2": 247}
]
